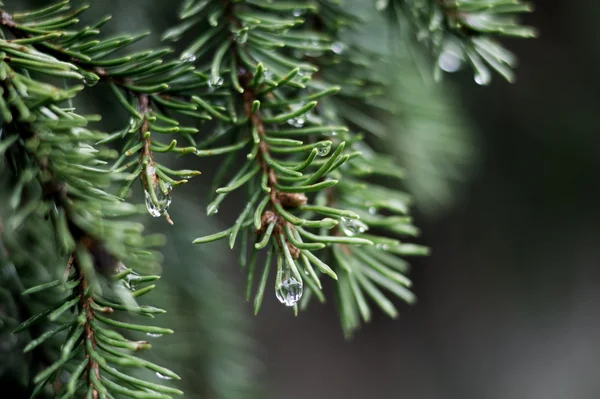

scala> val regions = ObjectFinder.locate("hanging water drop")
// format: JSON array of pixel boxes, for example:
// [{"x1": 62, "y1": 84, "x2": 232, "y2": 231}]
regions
[
  {"x1": 438, "y1": 40, "x2": 464, "y2": 73},
  {"x1": 292, "y1": 8, "x2": 303, "y2": 17},
  {"x1": 375, "y1": 0, "x2": 389, "y2": 11},
  {"x1": 286, "y1": 116, "x2": 305, "y2": 128},
  {"x1": 316, "y1": 143, "x2": 331, "y2": 157},
  {"x1": 82, "y1": 74, "x2": 99, "y2": 87},
  {"x1": 145, "y1": 181, "x2": 172, "y2": 218},
  {"x1": 275, "y1": 274, "x2": 303, "y2": 307},
  {"x1": 474, "y1": 70, "x2": 491, "y2": 86},
  {"x1": 438, "y1": 50, "x2": 462, "y2": 73},
  {"x1": 376, "y1": 243, "x2": 389, "y2": 250},
  {"x1": 234, "y1": 30, "x2": 248, "y2": 44},
  {"x1": 147, "y1": 332, "x2": 163, "y2": 338},
  {"x1": 331, "y1": 42, "x2": 344, "y2": 55},
  {"x1": 341, "y1": 217, "x2": 368, "y2": 236},
  {"x1": 208, "y1": 75, "x2": 224, "y2": 89},
  {"x1": 368, "y1": 207, "x2": 377, "y2": 215},
  {"x1": 180, "y1": 53, "x2": 196, "y2": 63},
  {"x1": 155, "y1": 372, "x2": 173, "y2": 380}
]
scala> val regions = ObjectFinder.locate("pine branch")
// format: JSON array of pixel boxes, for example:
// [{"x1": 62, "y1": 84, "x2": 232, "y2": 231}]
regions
[
  {"x1": 1, "y1": 3, "x2": 203, "y2": 224},
  {"x1": 380, "y1": 0, "x2": 537, "y2": 84},
  {"x1": 0, "y1": 3, "x2": 183, "y2": 397}
]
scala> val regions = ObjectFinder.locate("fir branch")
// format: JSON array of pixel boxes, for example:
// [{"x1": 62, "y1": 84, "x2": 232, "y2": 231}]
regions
[{"x1": 381, "y1": 0, "x2": 537, "y2": 84}]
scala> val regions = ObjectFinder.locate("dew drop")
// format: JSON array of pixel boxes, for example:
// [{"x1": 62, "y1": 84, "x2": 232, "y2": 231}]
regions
[
  {"x1": 209, "y1": 18, "x2": 218, "y2": 27},
  {"x1": 375, "y1": 0, "x2": 389, "y2": 11},
  {"x1": 438, "y1": 51, "x2": 462, "y2": 73},
  {"x1": 316, "y1": 143, "x2": 331, "y2": 157},
  {"x1": 82, "y1": 75, "x2": 99, "y2": 87},
  {"x1": 376, "y1": 243, "x2": 390, "y2": 250},
  {"x1": 292, "y1": 9, "x2": 303, "y2": 17},
  {"x1": 208, "y1": 75, "x2": 224, "y2": 89},
  {"x1": 474, "y1": 70, "x2": 491, "y2": 86},
  {"x1": 180, "y1": 53, "x2": 196, "y2": 63},
  {"x1": 234, "y1": 30, "x2": 248, "y2": 44},
  {"x1": 331, "y1": 42, "x2": 344, "y2": 55},
  {"x1": 147, "y1": 332, "x2": 163, "y2": 338},
  {"x1": 275, "y1": 275, "x2": 303, "y2": 307},
  {"x1": 368, "y1": 207, "x2": 377, "y2": 215},
  {"x1": 286, "y1": 116, "x2": 305, "y2": 127},
  {"x1": 341, "y1": 217, "x2": 368, "y2": 236},
  {"x1": 155, "y1": 372, "x2": 173, "y2": 380},
  {"x1": 144, "y1": 182, "x2": 172, "y2": 218}
]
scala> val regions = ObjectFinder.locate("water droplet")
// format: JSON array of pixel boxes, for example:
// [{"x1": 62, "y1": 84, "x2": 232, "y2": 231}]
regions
[
  {"x1": 180, "y1": 53, "x2": 196, "y2": 63},
  {"x1": 375, "y1": 0, "x2": 389, "y2": 10},
  {"x1": 144, "y1": 182, "x2": 172, "y2": 218},
  {"x1": 286, "y1": 116, "x2": 305, "y2": 127},
  {"x1": 82, "y1": 75, "x2": 99, "y2": 87},
  {"x1": 474, "y1": 70, "x2": 491, "y2": 86},
  {"x1": 234, "y1": 30, "x2": 248, "y2": 44},
  {"x1": 208, "y1": 75, "x2": 224, "y2": 89},
  {"x1": 263, "y1": 69, "x2": 273, "y2": 81},
  {"x1": 438, "y1": 51, "x2": 462, "y2": 73},
  {"x1": 341, "y1": 217, "x2": 368, "y2": 236},
  {"x1": 331, "y1": 42, "x2": 344, "y2": 55},
  {"x1": 155, "y1": 372, "x2": 172, "y2": 380},
  {"x1": 438, "y1": 40, "x2": 464, "y2": 73},
  {"x1": 316, "y1": 143, "x2": 331, "y2": 157},
  {"x1": 275, "y1": 273, "x2": 303, "y2": 307},
  {"x1": 209, "y1": 18, "x2": 218, "y2": 27},
  {"x1": 147, "y1": 332, "x2": 163, "y2": 338},
  {"x1": 292, "y1": 9, "x2": 303, "y2": 17},
  {"x1": 376, "y1": 243, "x2": 389, "y2": 250},
  {"x1": 368, "y1": 207, "x2": 377, "y2": 215}
]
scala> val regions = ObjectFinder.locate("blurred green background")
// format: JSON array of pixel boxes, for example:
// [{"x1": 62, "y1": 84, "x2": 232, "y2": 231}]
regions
[{"x1": 9, "y1": 1, "x2": 600, "y2": 398}]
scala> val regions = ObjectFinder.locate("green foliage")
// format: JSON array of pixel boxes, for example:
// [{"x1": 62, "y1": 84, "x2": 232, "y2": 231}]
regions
[
  {"x1": 382, "y1": 0, "x2": 537, "y2": 84},
  {"x1": 0, "y1": 0, "x2": 536, "y2": 397}
]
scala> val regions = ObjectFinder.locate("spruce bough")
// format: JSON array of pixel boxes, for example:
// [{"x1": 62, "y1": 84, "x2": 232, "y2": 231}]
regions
[{"x1": 0, "y1": 0, "x2": 534, "y2": 397}]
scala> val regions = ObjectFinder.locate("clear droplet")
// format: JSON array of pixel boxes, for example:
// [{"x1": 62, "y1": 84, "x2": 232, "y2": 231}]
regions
[
  {"x1": 474, "y1": 70, "x2": 491, "y2": 86},
  {"x1": 144, "y1": 182, "x2": 172, "y2": 218},
  {"x1": 155, "y1": 372, "x2": 172, "y2": 380},
  {"x1": 208, "y1": 75, "x2": 224, "y2": 89},
  {"x1": 234, "y1": 30, "x2": 248, "y2": 44},
  {"x1": 275, "y1": 273, "x2": 303, "y2": 307},
  {"x1": 286, "y1": 116, "x2": 305, "y2": 127},
  {"x1": 368, "y1": 207, "x2": 377, "y2": 215},
  {"x1": 180, "y1": 53, "x2": 196, "y2": 63},
  {"x1": 292, "y1": 8, "x2": 303, "y2": 17},
  {"x1": 316, "y1": 143, "x2": 331, "y2": 157},
  {"x1": 263, "y1": 69, "x2": 273, "y2": 81},
  {"x1": 331, "y1": 42, "x2": 344, "y2": 55},
  {"x1": 147, "y1": 332, "x2": 163, "y2": 338},
  {"x1": 123, "y1": 272, "x2": 142, "y2": 291},
  {"x1": 376, "y1": 243, "x2": 389, "y2": 250},
  {"x1": 375, "y1": 0, "x2": 389, "y2": 11},
  {"x1": 438, "y1": 40, "x2": 464, "y2": 73},
  {"x1": 209, "y1": 18, "x2": 218, "y2": 27},
  {"x1": 438, "y1": 51, "x2": 462, "y2": 73},
  {"x1": 341, "y1": 217, "x2": 368, "y2": 236},
  {"x1": 82, "y1": 75, "x2": 99, "y2": 87}
]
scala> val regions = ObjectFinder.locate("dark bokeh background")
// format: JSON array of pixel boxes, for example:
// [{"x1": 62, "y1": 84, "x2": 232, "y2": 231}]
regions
[{"x1": 10, "y1": 1, "x2": 600, "y2": 398}]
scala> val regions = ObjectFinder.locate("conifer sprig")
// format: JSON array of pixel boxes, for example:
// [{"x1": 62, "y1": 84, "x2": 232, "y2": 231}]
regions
[
  {"x1": 2, "y1": 2, "x2": 206, "y2": 224},
  {"x1": 381, "y1": 0, "x2": 537, "y2": 84},
  {"x1": 1, "y1": 3, "x2": 182, "y2": 397}
]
